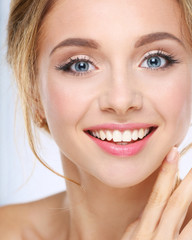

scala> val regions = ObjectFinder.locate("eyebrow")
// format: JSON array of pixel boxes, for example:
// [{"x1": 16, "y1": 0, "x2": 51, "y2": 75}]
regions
[
  {"x1": 50, "y1": 32, "x2": 184, "y2": 56},
  {"x1": 50, "y1": 38, "x2": 100, "y2": 56},
  {"x1": 134, "y1": 32, "x2": 184, "y2": 48}
]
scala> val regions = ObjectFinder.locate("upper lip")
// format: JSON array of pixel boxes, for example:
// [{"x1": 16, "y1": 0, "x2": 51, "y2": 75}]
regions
[{"x1": 84, "y1": 123, "x2": 158, "y2": 131}]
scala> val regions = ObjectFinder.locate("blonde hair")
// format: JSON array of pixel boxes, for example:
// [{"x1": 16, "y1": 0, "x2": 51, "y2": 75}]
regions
[
  {"x1": 7, "y1": 0, "x2": 192, "y2": 182},
  {"x1": 7, "y1": 0, "x2": 80, "y2": 185}
]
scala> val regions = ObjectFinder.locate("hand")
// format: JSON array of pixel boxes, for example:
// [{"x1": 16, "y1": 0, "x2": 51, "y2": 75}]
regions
[{"x1": 122, "y1": 147, "x2": 192, "y2": 240}]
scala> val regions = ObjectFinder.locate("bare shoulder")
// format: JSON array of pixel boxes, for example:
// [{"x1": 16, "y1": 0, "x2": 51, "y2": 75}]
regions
[
  {"x1": 0, "y1": 191, "x2": 68, "y2": 240},
  {"x1": 0, "y1": 205, "x2": 22, "y2": 239}
]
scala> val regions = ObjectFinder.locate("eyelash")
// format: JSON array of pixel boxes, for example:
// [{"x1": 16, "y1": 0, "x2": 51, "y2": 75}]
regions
[
  {"x1": 55, "y1": 56, "x2": 96, "y2": 77},
  {"x1": 55, "y1": 50, "x2": 180, "y2": 76},
  {"x1": 141, "y1": 50, "x2": 180, "y2": 70}
]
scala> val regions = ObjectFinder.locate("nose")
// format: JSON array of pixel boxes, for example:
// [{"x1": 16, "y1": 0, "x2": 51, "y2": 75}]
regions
[{"x1": 99, "y1": 75, "x2": 143, "y2": 115}]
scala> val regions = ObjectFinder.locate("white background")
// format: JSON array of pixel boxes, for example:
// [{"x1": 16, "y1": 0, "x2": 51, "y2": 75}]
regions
[{"x1": 1, "y1": 0, "x2": 192, "y2": 206}]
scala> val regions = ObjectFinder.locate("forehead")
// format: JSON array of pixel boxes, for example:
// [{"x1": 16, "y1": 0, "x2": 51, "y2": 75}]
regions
[{"x1": 40, "y1": 0, "x2": 185, "y2": 52}]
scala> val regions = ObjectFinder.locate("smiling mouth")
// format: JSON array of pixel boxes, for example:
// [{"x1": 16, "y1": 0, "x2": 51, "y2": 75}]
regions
[{"x1": 86, "y1": 127, "x2": 156, "y2": 145}]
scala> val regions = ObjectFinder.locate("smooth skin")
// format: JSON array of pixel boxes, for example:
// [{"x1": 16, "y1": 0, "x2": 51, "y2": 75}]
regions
[
  {"x1": 1, "y1": 149, "x2": 192, "y2": 240},
  {"x1": 1, "y1": 0, "x2": 192, "y2": 239}
]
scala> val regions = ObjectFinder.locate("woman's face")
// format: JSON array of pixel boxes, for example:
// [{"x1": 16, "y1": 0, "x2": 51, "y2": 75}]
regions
[{"x1": 38, "y1": 0, "x2": 192, "y2": 187}]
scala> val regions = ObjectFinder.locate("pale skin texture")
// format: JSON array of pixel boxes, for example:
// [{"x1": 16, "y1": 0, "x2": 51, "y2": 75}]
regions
[{"x1": 1, "y1": 0, "x2": 192, "y2": 239}]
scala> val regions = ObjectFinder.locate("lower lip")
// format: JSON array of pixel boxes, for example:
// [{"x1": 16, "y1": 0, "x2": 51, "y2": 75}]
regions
[{"x1": 86, "y1": 129, "x2": 155, "y2": 157}]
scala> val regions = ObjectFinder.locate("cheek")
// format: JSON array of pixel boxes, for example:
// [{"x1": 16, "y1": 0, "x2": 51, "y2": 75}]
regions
[
  {"x1": 44, "y1": 86, "x2": 81, "y2": 127},
  {"x1": 159, "y1": 82, "x2": 189, "y2": 119},
  {"x1": 41, "y1": 75, "x2": 95, "y2": 131},
  {"x1": 149, "y1": 70, "x2": 192, "y2": 142}
]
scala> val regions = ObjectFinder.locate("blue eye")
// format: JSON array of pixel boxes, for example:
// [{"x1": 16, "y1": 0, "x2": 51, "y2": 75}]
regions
[
  {"x1": 140, "y1": 50, "x2": 179, "y2": 70},
  {"x1": 147, "y1": 56, "x2": 165, "y2": 68},
  {"x1": 141, "y1": 55, "x2": 166, "y2": 69},
  {"x1": 56, "y1": 56, "x2": 96, "y2": 76},
  {"x1": 71, "y1": 61, "x2": 92, "y2": 72}
]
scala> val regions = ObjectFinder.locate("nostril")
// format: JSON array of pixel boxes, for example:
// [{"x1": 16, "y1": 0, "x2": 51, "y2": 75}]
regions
[{"x1": 98, "y1": 88, "x2": 143, "y2": 115}]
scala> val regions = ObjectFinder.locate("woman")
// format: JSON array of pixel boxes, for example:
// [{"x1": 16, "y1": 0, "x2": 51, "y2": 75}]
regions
[{"x1": 1, "y1": 0, "x2": 192, "y2": 239}]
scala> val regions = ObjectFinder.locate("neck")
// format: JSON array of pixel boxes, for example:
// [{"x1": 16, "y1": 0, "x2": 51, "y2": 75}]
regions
[{"x1": 61, "y1": 156, "x2": 159, "y2": 240}]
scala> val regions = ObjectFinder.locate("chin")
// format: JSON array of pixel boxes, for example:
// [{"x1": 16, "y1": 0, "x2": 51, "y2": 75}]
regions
[{"x1": 91, "y1": 168, "x2": 154, "y2": 189}]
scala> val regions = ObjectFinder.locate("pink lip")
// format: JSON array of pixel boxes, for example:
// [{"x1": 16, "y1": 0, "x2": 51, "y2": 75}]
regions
[
  {"x1": 84, "y1": 123, "x2": 157, "y2": 157},
  {"x1": 84, "y1": 123, "x2": 154, "y2": 131}
]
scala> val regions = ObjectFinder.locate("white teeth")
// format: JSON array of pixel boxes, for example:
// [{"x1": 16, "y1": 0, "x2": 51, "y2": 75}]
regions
[
  {"x1": 92, "y1": 131, "x2": 97, "y2": 137},
  {"x1": 138, "y1": 128, "x2": 144, "y2": 139},
  {"x1": 96, "y1": 131, "x2": 99, "y2": 138},
  {"x1": 144, "y1": 128, "x2": 149, "y2": 135},
  {"x1": 132, "y1": 130, "x2": 138, "y2": 141},
  {"x1": 99, "y1": 130, "x2": 106, "y2": 140},
  {"x1": 113, "y1": 130, "x2": 122, "y2": 142},
  {"x1": 122, "y1": 130, "x2": 132, "y2": 142},
  {"x1": 91, "y1": 127, "x2": 151, "y2": 143},
  {"x1": 106, "y1": 130, "x2": 113, "y2": 141}
]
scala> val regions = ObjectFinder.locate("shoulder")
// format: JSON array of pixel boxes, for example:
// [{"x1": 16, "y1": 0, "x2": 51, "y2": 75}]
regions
[
  {"x1": 0, "y1": 191, "x2": 67, "y2": 240},
  {"x1": 0, "y1": 205, "x2": 23, "y2": 239}
]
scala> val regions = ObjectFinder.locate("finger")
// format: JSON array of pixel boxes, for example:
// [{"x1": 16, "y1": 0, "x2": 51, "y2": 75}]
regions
[
  {"x1": 135, "y1": 147, "x2": 179, "y2": 235},
  {"x1": 178, "y1": 218, "x2": 192, "y2": 240},
  {"x1": 156, "y1": 168, "x2": 192, "y2": 238}
]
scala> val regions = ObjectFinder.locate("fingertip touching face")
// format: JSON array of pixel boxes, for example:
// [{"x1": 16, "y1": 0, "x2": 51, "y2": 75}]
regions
[{"x1": 37, "y1": 0, "x2": 192, "y2": 187}]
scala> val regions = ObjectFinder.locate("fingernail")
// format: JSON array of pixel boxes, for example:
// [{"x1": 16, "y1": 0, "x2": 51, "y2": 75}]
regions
[{"x1": 166, "y1": 147, "x2": 179, "y2": 163}]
